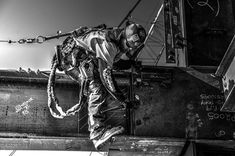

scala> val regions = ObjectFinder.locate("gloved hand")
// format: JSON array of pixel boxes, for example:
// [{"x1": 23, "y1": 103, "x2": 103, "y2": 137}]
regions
[{"x1": 72, "y1": 26, "x2": 89, "y2": 38}]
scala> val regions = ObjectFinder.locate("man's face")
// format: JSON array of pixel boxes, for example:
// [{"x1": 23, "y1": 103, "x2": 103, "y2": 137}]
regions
[
  {"x1": 119, "y1": 37, "x2": 141, "y2": 60},
  {"x1": 120, "y1": 37, "x2": 132, "y2": 53},
  {"x1": 126, "y1": 34, "x2": 142, "y2": 48}
]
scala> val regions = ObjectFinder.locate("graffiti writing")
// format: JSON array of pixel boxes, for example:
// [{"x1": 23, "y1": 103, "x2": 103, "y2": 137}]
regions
[
  {"x1": 186, "y1": 102, "x2": 203, "y2": 138},
  {"x1": 15, "y1": 97, "x2": 34, "y2": 115},
  {"x1": 207, "y1": 112, "x2": 235, "y2": 122},
  {"x1": 200, "y1": 94, "x2": 224, "y2": 100},
  {"x1": 187, "y1": 0, "x2": 220, "y2": 16},
  {"x1": 199, "y1": 94, "x2": 235, "y2": 123},
  {"x1": 215, "y1": 130, "x2": 225, "y2": 137}
]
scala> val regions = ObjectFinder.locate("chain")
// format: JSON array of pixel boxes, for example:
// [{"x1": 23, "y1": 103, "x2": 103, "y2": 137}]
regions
[
  {"x1": 0, "y1": 30, "x2": 71, "y2": 44},
  {"x1": 0, "y1": 37, "x2": 45, "y2": 44},
  {"x1": 0, "y1": 24, "x2": 107, "y2": 45}
]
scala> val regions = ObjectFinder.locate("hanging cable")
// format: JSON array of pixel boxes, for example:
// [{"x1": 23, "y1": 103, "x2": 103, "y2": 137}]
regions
[
  {"x1": 136, "y1": 3, "x2": 164, "y2": 64},
  {"x1": 143, "y1": 4, "x2": 164, "y2": 45},
  {"x1": 144, "y1": 1, "x2": 163, "y2": 28},
  {"x1": 154, "y1": 46, "x2": 165, "y2": 66}
]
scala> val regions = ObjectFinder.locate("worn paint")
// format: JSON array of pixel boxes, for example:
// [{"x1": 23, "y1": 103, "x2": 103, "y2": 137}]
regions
[
  {"x1": 15, "y1": 97, "x2": 34, "y2": 115},
  {"x1": 0, "y1": 93, "x2": 10, "y2": 101},
  {"x1": 215, "y1": 130, "x2": 226, "y2": 138}
]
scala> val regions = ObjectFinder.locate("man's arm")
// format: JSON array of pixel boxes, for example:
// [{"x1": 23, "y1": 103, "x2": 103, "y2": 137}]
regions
[
  {"x1": 98, "y1": 58, "x2": 126, "y2": 103},
  {"x1": 113, "y1": 44, "x2": 144, "y2": 71}
]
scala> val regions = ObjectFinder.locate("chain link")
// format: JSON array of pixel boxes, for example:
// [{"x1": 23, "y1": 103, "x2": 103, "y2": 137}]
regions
[
  {"x1": 18, "y1": 38, "x2": 42, "y2": 44},
  {"x1": 0, "y1": 37, "x2": 44, "y2": 44},
  {"x1": 0, "y1": 31, "x2": 71, "y2": 44},
  {"x1": 0, "y1": 25, "x2": 106, "y2": 45}
]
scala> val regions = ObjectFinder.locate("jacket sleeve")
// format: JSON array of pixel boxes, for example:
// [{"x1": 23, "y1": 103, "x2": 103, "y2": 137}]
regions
[{"x1": 98, "y1": 58, "x2": 126, "y2": 103}]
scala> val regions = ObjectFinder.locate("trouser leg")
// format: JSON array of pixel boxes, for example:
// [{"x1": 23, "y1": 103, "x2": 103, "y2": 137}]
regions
[{"x1": 88, "y1": 78, "x2": 108, "y2": 140}]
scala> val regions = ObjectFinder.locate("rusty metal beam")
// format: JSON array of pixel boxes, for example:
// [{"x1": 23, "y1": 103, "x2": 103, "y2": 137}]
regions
[
  {"x1": 0, "y1": 136, "x2": 94, "y2": 151},
  {"x1": 0, "y1": 135, "x2": 185, "y2": 152},
  {"x1": 0, "y1": 135, "x2": 234, "y2": 153},
  {"x1": 0, "y1": 69, "x2": 130, "y2": 86},
  {"x1": 181, "y1": 67, "x2": 221, "y2": 90}
]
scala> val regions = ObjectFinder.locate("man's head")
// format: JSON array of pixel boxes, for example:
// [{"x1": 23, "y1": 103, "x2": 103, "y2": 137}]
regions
[
  {"x1": 119, "y1": 23, "x2": 146, "y2": 55},
  {"x1": 124, "y1": 23, "x2": 146, "y2": 49}
]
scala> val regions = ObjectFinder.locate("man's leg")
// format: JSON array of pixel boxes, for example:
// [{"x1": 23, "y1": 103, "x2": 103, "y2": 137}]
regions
[
  {"x1": 88, "y1": 79, "x2": 124, "y2": 149},
  {"x1": 88, "y1": 79, "x2": 107, "y2": 140}
]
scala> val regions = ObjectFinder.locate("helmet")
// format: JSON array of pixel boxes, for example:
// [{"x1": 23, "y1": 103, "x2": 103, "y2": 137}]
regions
[{"x1": 124, "y1": 23, "x2": 146, "y2": 49}]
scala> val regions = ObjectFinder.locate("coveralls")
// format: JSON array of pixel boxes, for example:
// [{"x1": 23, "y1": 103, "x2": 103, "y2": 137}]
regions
[{"x1": 62, "y1": 28, "x2": 127, "y2": 140}]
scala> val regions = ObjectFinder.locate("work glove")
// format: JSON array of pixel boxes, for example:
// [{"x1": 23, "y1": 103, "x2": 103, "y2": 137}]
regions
[{"x1": 72, "y1": 26, "x2": 89, "y2": 38}]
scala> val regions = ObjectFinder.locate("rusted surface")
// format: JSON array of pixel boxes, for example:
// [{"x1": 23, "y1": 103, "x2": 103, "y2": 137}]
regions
[
  {"x1": 0, "y1": 82, "x2": 79, "y2": 136},
  {"x1": 0, "y1": 136, "x2": 95, "y2": 151},
  {"x1": 185, "y1": 0, "x2": 235, "y2": 66},
  {"x1": 110, "y1": 137, "x2": 185, "y2": 155},
  {"x1": 0, "y1": 70, "x2": 130, "y2": 136},
  {"x1": 183, "y1": 67, "x2": 221, "y2": 89},
  {"x1": 0, "y1": 135, "x2": 185, "y2": 152},
  {"x1": 0, "y1": 135, "x2": 234, "y2": 154},
  {"x1": 0, "y1": 69, "x2": 130, "y2": 86},
  {"x1": 0, "y1": 67, "x2": 235, "y2": 150},
  {"x1": 133, "y1": 68, "x2": 235, "y2": 140}
]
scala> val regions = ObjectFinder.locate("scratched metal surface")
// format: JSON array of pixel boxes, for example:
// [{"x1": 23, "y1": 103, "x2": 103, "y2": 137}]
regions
[
  {"x1": 0, "y1": 82, "x2": 80, "y2": 136},
  {"x1": 185, "y1": 0, "x2": 235, "y2": 66},
  {"x1": 0, "y1": 71, "x2": 129, "y2": 137},
  {"x1": 133, "y1": 69, "x2": 235, "y2": 140},
  {"x1": 0, "y1": 69, "x2": 235, "y2": 140},
  {"x1": 0, "y1": 136, "x2": 185, "y2": 152}
]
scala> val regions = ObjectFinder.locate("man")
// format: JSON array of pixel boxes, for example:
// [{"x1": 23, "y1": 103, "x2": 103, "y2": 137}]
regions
[{"x1": 47, "y1": 23, "x2": 146, "y2": 149}]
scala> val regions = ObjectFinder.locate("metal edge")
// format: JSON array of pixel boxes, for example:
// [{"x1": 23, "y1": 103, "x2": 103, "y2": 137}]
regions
[{"x1": 215, "y1": 35, "x2": 235, "y2": 77}]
